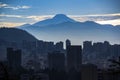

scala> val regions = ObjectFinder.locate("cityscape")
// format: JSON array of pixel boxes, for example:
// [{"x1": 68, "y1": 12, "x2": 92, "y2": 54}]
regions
[
  {"x1": 0, "y1": 0, "x2": 120, "y2": 80},
  {"x1": 0, "y1": 35, "x2": 120, "y2": 80}
]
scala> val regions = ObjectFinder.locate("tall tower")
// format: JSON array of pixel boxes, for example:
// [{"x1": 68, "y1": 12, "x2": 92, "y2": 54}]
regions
[
  {"x1": 55, "y1": 41, "x2": 64, "y2": 52},
  {"x1": 48, "y1": 51, "x2": 65, "y2": 71},
  {"x1": 66, "y1": 39, "x2": 71, "y2": 49},
  {"x1": 7, "y1": 48, "x2": 21, "y2": 70},
  {"x1": 83, "y1": 41, "x2": 93, "y2": 54},
  {"x1": 66, "y1": 45, "x2": 82, "y2": 71},
  {"x1": 81, "y1": 64, "x2": 98, "y2": 80}
]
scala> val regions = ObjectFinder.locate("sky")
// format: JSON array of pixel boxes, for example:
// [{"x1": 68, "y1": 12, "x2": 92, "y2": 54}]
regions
[{"x1": 0, "y1": 0, "x2": 120, "y2": 27}]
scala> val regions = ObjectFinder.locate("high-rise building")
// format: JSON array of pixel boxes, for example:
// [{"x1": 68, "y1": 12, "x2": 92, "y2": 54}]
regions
[
  {"x1": 55, "y1": 41, "x2": 64, "y2": 52},
  {"x1": 0, "y1": 61, "x2": 8, "y2": 80},
  {"x1": 83, "y1": 41, "x2": 92, "y2": 53},
  {"x1": 48, "y1": 51, "x2": 66, "y2": 80},
  {"x1": 7, "y1": 48, "x2": 22, "y2": 70},
  {"x1": 48, "y1": 51, "x2": 65, "y2": 71},
  {"x1": 81, "y1": 64, "x2": 98, "y2": 80},
  {"x1": 67, "y1": 45, "x2": 82, "y2": 71},
  {"x1": 66, "y1": 39, "x2": 71, "y2": 49}
]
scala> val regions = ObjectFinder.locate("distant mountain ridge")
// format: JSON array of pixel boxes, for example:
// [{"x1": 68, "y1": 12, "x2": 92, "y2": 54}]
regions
[{"x1": 19, "y1": 14, "x2": 120, "y2": 44}]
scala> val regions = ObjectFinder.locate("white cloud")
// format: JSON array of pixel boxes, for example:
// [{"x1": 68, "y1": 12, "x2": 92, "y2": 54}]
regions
[
  {"x1": 0, "y1": 14, "x2": 23, "y2": 18},
  {"x1": 0, "y1": 22, "x2": 26, "y2": 27},
  {"x1": 96, "y1": 19, "x2": 120, "y2": 26},
  {"x1": 0, "y1": 3, "x2": 8, "y2": 7},
  {"x1": 21, "y1": 6, "x2": 30, "y2": 9},
  {"x1": 72, "y1": 13, "x2": 120, "y2": 17},
  {"x1": 26, "y1": 15, "x2": 53, "y2": 21},
  {"x1": 4, "y1": 5, "x2": 30, "y2": 10},
  {"x1": 69, "y1": 13, "x2": 120, "y2": 21},
  {"x1": 0, "y1": 14, "x2": 52, "y2": 21},
  {"x1": 0, "y1": 2, "x2": 30, "y2": 10},
  {"x1": 69, "y1": 13, "x2": 120, "y2": 26},
  {"x1": 0, "y1": 14, "x2": 53, "y2": 27}
]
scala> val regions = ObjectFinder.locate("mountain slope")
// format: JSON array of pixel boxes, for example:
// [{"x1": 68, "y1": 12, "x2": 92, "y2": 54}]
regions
[
  {"x1": 17, "y1": 24, "x2": 31, "y2": 28},
  {"x1": 0, "y1": 28, "x2": 37, "y2": 43}
]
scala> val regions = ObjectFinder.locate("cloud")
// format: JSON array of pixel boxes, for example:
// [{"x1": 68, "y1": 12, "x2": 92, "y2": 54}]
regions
[
  {"x1": 0, "y1": 3, "x2": 8, "y2": 7},
  {"x1": 26, "y1": 15, "x2": 53, "y2": 21},
  {"x1": 0, "y1": 14, "x2": 23, "y2": 18},
  {"x1": 0, "y1": 14, "x2": 53, "y2": 27},
  {"x1": 0, "y1": 2, "x2": 30, "y2": 10},
  {"x1": 0, "y1": 14, "x2": 52, "y2": 21},
  {"x1": 68, "y1": 13, "x2": 120, "y2": 26},
  {"x1": 0, "y1": 22, "x2": 26, "y2": 27},
  {"x1": 80, "y1": 13, "x2": 120, "y2": 17},
  {"x1": 96, "y1": 19, "x2": 120, "y2": 26},
  {"x1": 69, "y1": 13, "x2": 120, "y2": 21},
  {"x1": 4, "y1": 5, "x2": 30, "y2": 10}
]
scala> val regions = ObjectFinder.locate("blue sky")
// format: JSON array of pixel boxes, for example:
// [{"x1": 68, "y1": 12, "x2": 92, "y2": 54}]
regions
[{"x1": 0, "y1": 0, "x2": 120, "y2": 27}]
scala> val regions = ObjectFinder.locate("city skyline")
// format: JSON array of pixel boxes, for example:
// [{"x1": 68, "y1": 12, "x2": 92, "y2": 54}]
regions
[{"x1": 0, "y1": 39, "x2": 120, "y2": 80}]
